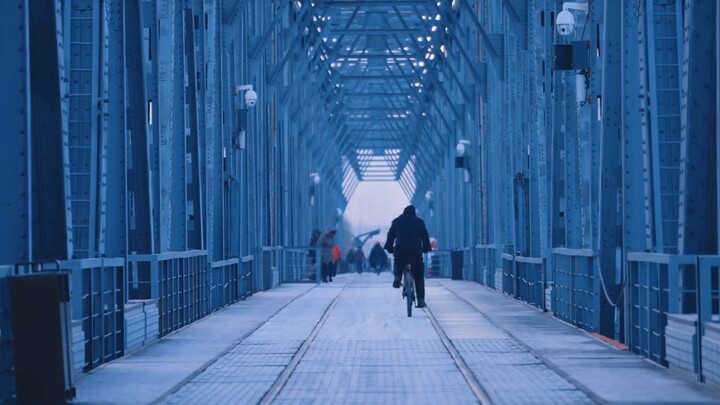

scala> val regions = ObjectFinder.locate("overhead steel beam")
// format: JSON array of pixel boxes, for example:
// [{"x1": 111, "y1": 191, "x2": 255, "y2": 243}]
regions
[
  {"x1": 323, "y1": 0, "x2": 430, "y2": 5},
  {"x1": 332, "y1": 28, "x2": 423, "y2": 35}
]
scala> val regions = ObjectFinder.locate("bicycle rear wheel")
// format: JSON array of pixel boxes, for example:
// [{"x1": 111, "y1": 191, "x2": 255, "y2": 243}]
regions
[{"x1": 404, "y1": 269, "x2": 414, "y2": 317}]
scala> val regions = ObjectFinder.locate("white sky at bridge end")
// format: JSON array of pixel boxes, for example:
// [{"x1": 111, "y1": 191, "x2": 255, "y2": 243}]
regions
[{"x1": 344, "y1": 181, "x2": 409, "y2": 252}]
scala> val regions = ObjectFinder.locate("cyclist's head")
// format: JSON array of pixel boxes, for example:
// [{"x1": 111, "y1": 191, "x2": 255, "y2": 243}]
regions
[{"x1": 403, "y1": 205, "x2": 416, "y2": 215}]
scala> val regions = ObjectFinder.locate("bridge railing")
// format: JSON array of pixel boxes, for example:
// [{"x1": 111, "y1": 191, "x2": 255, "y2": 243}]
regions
[
  {"x1": 626, "y1": 253, "x2": 720, "y2": 380},
  {"x1": 427, "y1": 250, "x2": 451, "y2": 278},
  {"x1": 127, "y1": 251, "x2": 211, "y2": 337},
  {"x1": 626, "y1": 253, "x2": 686, "y2": 366},
  {"x1": 240, "y1": 255, "x2": 254, "y2": 299},
  {"x1": 279, "y1": 247, "x2": 319, "y2": 283},
  {"x1": 501, "y1": 251, "x2": 545, "y2": 310},
  {"x1": 0, "y1": 258, "x2": 127, "y2": 400},
  {"x1": 208, "y1": 255, "x2": 255, "y2": 308},
  {"x1": 550, "y1": 248, "x2": 599, "y2": 333},
  {"x1": 62, "y1": 258, "x2": 125, "y2": 373},
  {"x1": 210, "y1": 258, "x2": 240, "y2": 310},
  {"x1": 475, "y1": 244, "x2": 502, "y2": 289}
]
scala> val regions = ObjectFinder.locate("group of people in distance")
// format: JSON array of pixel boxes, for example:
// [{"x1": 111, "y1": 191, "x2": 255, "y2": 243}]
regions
[{"x1": 309, "y1": 205, "x2": 431, "y2": 308}]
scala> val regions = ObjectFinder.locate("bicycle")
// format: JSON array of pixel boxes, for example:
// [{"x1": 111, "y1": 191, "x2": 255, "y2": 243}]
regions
[{"x1": 401, "y1": 264, "x2": 415, "y2": 317}]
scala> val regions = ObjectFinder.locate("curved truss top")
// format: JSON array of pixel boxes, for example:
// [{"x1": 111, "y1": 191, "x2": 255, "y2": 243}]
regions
[{"x1": 293, "y1": 0, "x2": 467, "y2": 200}]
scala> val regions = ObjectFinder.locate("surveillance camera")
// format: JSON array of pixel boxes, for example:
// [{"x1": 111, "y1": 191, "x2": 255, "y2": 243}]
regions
[
  {"x1": 556, "y1": 10, "x2": 576, "y2": 36},
  {"x1": 245, "y1": 89, "x2": 258, "y2": 108}
]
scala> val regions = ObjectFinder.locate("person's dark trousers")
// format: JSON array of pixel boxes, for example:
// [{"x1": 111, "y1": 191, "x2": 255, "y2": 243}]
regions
[
  {"x1": 321, "y1": 262, "x2": 332, "y2": 282},
  {"x1": 393, "y1": 258, "x2": 425, "y2": 301},
  {"x1": 411, "y1": 260, "x2": 425, "y2": 301}
]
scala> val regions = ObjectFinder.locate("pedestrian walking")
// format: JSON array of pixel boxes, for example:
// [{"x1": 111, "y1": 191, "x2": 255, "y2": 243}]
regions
[{"x1": 316, "y1": 227, "x2": 337, "y2": 283}]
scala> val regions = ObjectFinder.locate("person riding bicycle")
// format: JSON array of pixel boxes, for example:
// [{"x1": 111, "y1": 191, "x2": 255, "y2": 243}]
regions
[{"x1": 383, "y1": 205, "x2": 431, "y2": 308}]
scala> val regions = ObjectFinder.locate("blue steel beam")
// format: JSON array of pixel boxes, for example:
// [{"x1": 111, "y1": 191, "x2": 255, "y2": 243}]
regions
[
  {"x1": 416, "y1": 4, "x2": 485, "y2": 87},
  {"x1": 154, "y1": 0, "x2": 188, "y2": 252},
  {"x1": 141, "y1": 0, "x2": 162, "y2": 253},
  {"x1": 597, "y1": 0, "x2": 623, "y2": 338},
  {"x1": 64, "y1": 0, "x2": 112, "y2": 259},
  {"x1": 30, "y1": 0, "x2": 72, "y2": 261},
  {"x1": 125, "y1": 0, "x2": 154, "y2": 255},
  {"x1": 458, "y1": 0, "x2": 504, "y2": 77},
  {"x1": 106, "y1": 0, "x2": 128, "y2": 258},
  {"x1": 645, "y1": 0, "x2": 684, "y2": 254},
  {"x1": 622, "y1": 0, "x2": 651, "y2": 346},
  {"x1": 621, "y1": 0, "x2": 648, "y2": 255},
  {"x1": 203, "y1": 0, "x2": 223, "y2": 261},
  {"x1": 0, "y1": 0, "x2": 32, "y2": 264},
  {"x1": 678, "y1": 0, "x2": 717, "y2": 254},
  {"x1": 183, "y1": 7, "x2": 203, "y2": 250}
]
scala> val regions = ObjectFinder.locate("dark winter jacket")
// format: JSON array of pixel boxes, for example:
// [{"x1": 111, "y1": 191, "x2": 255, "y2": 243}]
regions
[
  {"x1": 383, "y1": 205, "x2": 431, "y2": 264},
  {"x1": 316, "y1": 228, "x2": 336, "y2": 263},
  {"x1": 368, "y1": 243, "x2": 388, "y2": 268}
]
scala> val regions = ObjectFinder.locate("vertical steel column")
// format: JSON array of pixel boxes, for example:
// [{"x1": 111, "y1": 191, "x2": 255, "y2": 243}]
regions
[
  {"x1": 562, "y1": 65, "x2": 580, "y2": 248},
  {"x1": 527, "y1": 0, "x2": 543, "y2": 259},
  {"x1": 622, "y1": 0, "x2": 649, "y2": 342},
  {"x1": 678, "y1": 0, "x2": 717, "y2": 255},
  {"x1": 597, "y1": 0, "x2": 622, "y2": 338},
  {"x1": 65, "y1": 0, "x2": 101, "y2": 259},
  {"x1": 105, "y1": 0, "x2": 129, "y2": 257},
  {"x1": 141, "y1": 0, "x2": 161, "y2": 252},
  {"x1": 125, "y1": 0, "x2": 154, "y2": 255},
  {"x1": 204, "y1": 0, "x2": 223, "y2": 261},
  {"x1": 644, "y1": 0, "x2": 684, "y2": 254},
  {"x1": 170, "y1": 1, "x2": 188, "y2": 251},
  {"x1": 157, "y1": 0, "x2": 187, "y2": 252},
  {"x1": 226, "y1": 24, "x2": 239, "y2": 259},
  {"x1": 536, "y1": 1, "x2": 554, "y2": 282},
  {"x1": 96, "y1": 2, "x2": 110, "y2": 257},
  {"x1": 191, "y1": 0, "x2": 207, "y2": 251},
  {"x1": 184, "y1": 7, "x2": 203, "y2": 251},
  {"x1": 550, "y1": 26, "x2": 566, "y2": 248},
  {"x1": 0, "y1": 0, "x2": 33, "y2": 264},
  {"x1": 30, "y1": 0, "x2": 72, "y2": 261}
]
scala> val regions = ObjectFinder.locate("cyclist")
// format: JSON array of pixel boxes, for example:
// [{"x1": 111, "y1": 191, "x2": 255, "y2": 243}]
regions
[{"x1": 383, "y1": 205, "x2": 431, "y2": 308}]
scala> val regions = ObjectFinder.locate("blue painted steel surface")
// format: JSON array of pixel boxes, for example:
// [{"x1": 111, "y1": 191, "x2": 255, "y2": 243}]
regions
[
  {"x1": 679, "y1": 1, "x2": 717, "y2": 255},
  {"x1": 105, "y1": 0, "x2": 128, "y2": 259},
  {"x1": 645, "y1": 0, "x2": 684, "y2": 255},
  {"x1": 30, "y1": 0, "x2": 72, "y2": 262},
  {"x1": 0, "y1": 0, "x2": 32, "y2": 266},
  {"x1": 125, "y1": 0, "x2": 155, "y2": 256},
  {"x1": 65, "y1": 0, "x2": 104, "y2": 259}
]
